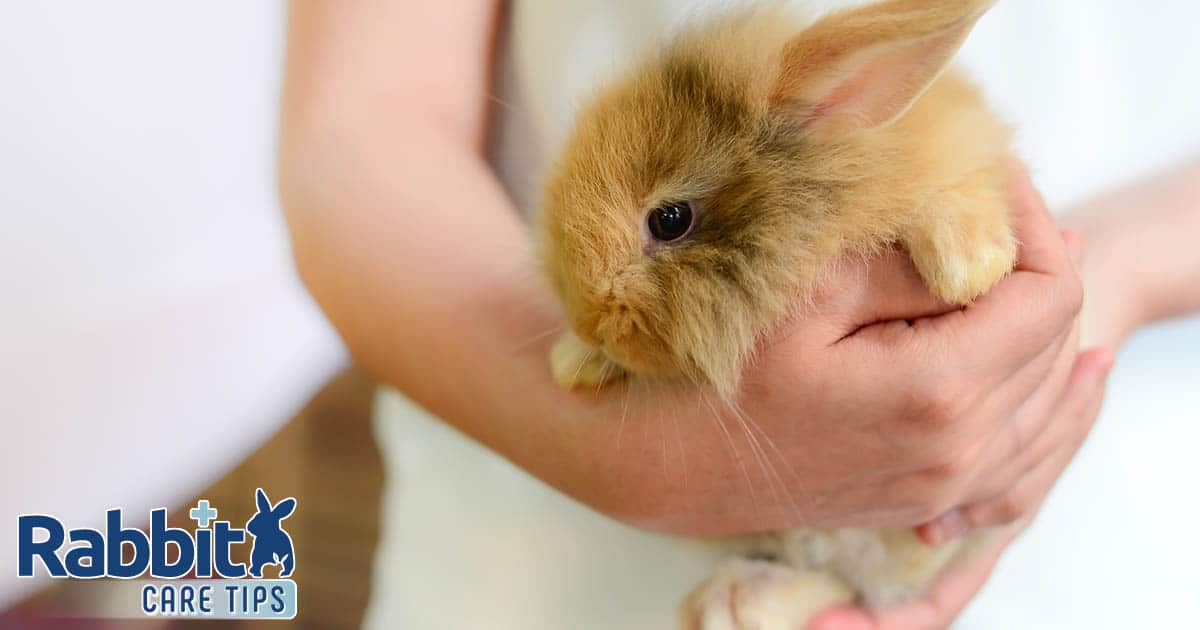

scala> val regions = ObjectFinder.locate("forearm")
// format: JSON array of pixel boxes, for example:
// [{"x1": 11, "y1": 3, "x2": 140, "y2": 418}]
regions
[
  {"x1": 278, "y1": 0, "x2": 642, "y2": 521},
  {"x1": 1063, "y1": 159, "x2": 1200, "y2": 349},
  {"x1": 280, "y1": 117, "x2": 633, "y2": 510}
]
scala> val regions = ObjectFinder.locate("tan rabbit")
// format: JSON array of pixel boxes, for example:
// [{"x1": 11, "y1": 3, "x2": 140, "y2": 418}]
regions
[{"x1": 538, "y1": 0, "x2": 1013, "y2": 627}]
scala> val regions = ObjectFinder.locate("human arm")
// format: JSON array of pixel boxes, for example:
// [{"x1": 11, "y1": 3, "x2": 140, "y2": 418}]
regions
[
  {"x1": 278, "y1": 0, "x2": 620, "y2": 509},
  {"x1": 1068, "y1": 159, "x2": 1200, "y2": 348}
]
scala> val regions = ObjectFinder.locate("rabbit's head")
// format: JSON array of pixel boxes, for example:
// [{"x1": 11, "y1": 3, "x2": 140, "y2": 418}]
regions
[{"x1": 538, "y1": 0, "x2": 997, "y2": 398}]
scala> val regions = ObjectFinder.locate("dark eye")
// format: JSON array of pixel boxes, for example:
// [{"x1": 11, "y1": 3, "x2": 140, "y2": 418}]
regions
[{"x1": 647, "y1": 201, "x2": 694, "y2": 242}]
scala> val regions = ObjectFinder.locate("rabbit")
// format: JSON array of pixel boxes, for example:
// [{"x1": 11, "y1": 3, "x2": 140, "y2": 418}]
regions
[
  {"x1": 536, "y1": 0, "x2": 1014, "y2": 627},
  {"x1": 246, "y1": 488, "x2": 297, "y2": 578}
]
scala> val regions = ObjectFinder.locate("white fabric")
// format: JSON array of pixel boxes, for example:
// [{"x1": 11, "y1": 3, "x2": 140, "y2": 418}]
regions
[
  {"x1": 369, "y1": 1, "x2": 1200, "y2": 629},
  {"x1": 0, "y1": 2, "x2": 345, "y2": 608}
]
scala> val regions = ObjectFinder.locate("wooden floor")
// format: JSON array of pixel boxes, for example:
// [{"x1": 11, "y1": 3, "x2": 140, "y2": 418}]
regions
[{"x1": 3, "y1": 368, "x2": 385, "y2": 630}]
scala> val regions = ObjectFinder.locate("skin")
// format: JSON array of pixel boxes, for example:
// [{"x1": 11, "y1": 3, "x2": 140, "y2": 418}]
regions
[
  {"x1": 821, "y1": 161, "x2": 1200, "y2": 630},
  {"x1": 278, "y1": 1, "x2": 1200, "y2": 627}
]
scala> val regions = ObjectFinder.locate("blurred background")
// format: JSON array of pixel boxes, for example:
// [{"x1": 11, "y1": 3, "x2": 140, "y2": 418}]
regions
[{"x1": 1, "y1": 1, "x2": 1197, "y2": 629}]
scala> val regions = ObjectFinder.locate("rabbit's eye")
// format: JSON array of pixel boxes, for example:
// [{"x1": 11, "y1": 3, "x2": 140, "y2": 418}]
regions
[{"x1": 647, "y1": 202, "x2": 693, "y2": 242}]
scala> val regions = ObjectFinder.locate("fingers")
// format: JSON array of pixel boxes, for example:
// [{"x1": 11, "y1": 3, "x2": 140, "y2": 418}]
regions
[
  {"x1": 954, "y1": 309, "x2": 1082, "y2": 506},
  {"x1": 959, "y1": 347, "x2": 1113, "y2": 529},
  {"x1": 944, "y1": 227, "x2": 1086, "y2": 505},
  {"x1": 915, "y1": 244, "x2": 1098, "y2": 544},
  {"x1": 895, "y1": 318, "x2": 1076, "y2": 529},
  {"x1": 821, "y1": 162, "x2": 1081, "y2": 382},
  {"x1": 970, "y1": 227, "x2": 1086, "y2": 480},
  {"x1": 921, "y1": 347, "x2": 1110, "y2": 538},
  {"x1": 921, "y1": 347, "x2": 1111, "y2": 538}
]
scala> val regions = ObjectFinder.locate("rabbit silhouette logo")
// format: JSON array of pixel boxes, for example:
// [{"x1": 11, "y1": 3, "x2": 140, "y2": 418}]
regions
[{"x1": 246, "y1": 488, "x2": 296, "y2": 578}]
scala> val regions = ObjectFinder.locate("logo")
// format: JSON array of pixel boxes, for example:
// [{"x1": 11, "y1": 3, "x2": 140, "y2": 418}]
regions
[
  {"x1": 17, "y1": 488, "x2": 298, "y2": 619},
  {"x1": 246, "y1": 489, "x2": 296, "y2": 579}
]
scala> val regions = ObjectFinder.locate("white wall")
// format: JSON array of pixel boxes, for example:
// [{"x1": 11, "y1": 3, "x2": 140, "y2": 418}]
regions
[{"x1": 0, "y1": 2, "x2": 345, "y2": 607}]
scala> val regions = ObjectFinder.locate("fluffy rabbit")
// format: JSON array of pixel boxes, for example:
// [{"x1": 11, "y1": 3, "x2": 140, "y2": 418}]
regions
[{"x1": 537, "y1": 0, "x2": 1013, "y2": 626}]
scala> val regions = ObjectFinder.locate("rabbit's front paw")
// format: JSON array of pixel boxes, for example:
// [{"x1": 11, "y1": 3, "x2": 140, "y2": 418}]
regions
[
  {"x1": 549, "y1": 331, "x2": 622, "y2": 389},
  {"x1": 679, "y1": 559, "x2": 853, "y2": 630},
  {"x1": 906, "y1": 195, "x2": 1016, "y2": 305}
]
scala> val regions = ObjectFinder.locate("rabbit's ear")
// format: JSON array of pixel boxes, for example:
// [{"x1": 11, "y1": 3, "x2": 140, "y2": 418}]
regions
[
  {"x1": 773, "y1": 0, "x2": 995, "y2": 138},
  {"x1": 256, "y1": 488, "x2": 271, "y2": 513},
  {"x1": 272, "y1": 497, "x2": 297, "y2": 519}
]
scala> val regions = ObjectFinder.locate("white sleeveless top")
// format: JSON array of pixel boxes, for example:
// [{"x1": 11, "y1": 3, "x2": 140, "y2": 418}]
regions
[{"x1": 367, "y1": 2, "x2": 1200, "y2": 630}]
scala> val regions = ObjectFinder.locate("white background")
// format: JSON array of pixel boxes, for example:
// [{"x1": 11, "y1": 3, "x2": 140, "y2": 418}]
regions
[{"x1": 0, "y1": 2, "x2": 344, "y2": 608}]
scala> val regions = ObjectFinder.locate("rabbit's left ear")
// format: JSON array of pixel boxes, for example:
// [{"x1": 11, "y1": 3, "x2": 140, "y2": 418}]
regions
[
  {"x1": 773, "y1": 0, "x2": 995, "y2": 138},
  {"x1": 272, "y1": 497, "x2": 296, "y2": 518}
]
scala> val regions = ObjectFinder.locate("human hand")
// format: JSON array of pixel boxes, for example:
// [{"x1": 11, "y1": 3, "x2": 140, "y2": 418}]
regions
[
  {"x1": 912, "y1": 224, "x2": 1112, "y2": 544},
  {"x1": 802, "y1": 160, "x2": 1200, "y2": 629},
  {"x1": 915, "y1": 159, "x2": 1200, "y2": 545},
  {"x1": 805, "y1": 341, "x2": 1113, "y2": 630},
  {"x1": 586, "y1": 163, "x2": 1098, "y2": 537}
]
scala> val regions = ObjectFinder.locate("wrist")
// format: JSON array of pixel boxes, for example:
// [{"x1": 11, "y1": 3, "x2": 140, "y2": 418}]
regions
[
  {"x1": 1066, "y1": 160, "x2": 1200, "y2": 346},
  {"x1": 1082, "y1": 225, "x2": 1141, "y2": 348},
  {"x1": 1066, "y1": 207, "x2": 1148, "y2": 349}
]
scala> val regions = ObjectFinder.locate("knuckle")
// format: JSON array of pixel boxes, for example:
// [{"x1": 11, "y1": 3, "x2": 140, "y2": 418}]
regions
[
  {"x1": 922, "y1": 447, "x2": 977, "y2": 485},
  {"x1": 891, "y1": 477, "x2": 945, "y2": 523},
  {"x1": 906, "y1": 462, "x2": 973, "y2": 521},
  {"x1": 993, "y1": 492, "x2": 1030, "y2": 523},
  {"x1": 913, "y1": 502, "x2": 944, "y2": 525},
  {"x1": 920, "y1": 489, "x2": 961, "y2": 524},
  {"x1": 907, "y1": 382, "x2": 968, "y2": 430},
  {"x1": 899, "y1": 482, "x2": 951, "y2": 524}
]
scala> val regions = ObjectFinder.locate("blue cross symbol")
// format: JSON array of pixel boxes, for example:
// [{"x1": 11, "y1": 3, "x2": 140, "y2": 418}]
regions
[{"x1": 189, "y1": 499, "x2": 218, "y2": 528}]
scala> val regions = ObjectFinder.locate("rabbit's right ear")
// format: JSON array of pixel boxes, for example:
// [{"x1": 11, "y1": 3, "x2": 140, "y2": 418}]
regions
[
  {"x1": 772, "y1": 0, "x2": 996, "y2": 139},
  {"x1": 256, "y1": 488, "x2": 271, "y2": 513}
]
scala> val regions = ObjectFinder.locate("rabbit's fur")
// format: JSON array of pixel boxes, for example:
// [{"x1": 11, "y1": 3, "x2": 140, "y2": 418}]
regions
[{"x1": 538, "y1": 0, "x2": 1012, "y2": 626}]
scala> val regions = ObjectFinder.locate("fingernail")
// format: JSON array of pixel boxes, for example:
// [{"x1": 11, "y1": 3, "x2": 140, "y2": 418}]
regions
[{"x1": 929, "y1": 509, "x2": 968, "y2": 546}]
